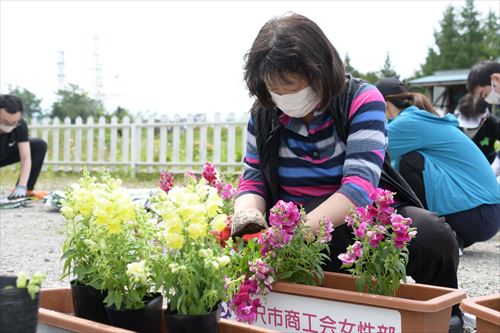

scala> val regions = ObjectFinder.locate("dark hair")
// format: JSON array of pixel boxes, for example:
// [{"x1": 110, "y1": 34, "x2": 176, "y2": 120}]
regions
[
  {"x1": 466, "y1": 60, "x2": 500, "y2": 93},
  {"x1": 458, "y1": 93, "x2": 489, "y2": 119},
  {"x1": 244, "y1": 13, "x2": 345, "y2": 111},
  {"x1": 0, "y1": 94, "x2": 23, "y2": 114},
  {"x1": 385, "y1": 92, "x2": 439, "y2": 116}
]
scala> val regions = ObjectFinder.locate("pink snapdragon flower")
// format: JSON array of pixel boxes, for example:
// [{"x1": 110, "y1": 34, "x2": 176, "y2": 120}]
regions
[
  {"x1": 268, "y1": 200, "x2": 301, "y2": 232},
  {"x1": 220, "y1": 183, "x2": 237, "y2": 200},
  {"x1": 338, "y1": 241, "x2": 363, "y2": 265},
  {"x1": 231, "y1": 277, "x2": 261, "y2": 323},
  {"x1": 249, "y1": 259, "x2": 274, "y2": 294},
  {"x1": 159, "y1": 171, "x2": 174, "y2": 193},
  {"x1": 319, "y1": 217, "x2": 333, "y2": 243},
  {"x1": 202, "y1": 162, "x2": 219, "y2": 185}
]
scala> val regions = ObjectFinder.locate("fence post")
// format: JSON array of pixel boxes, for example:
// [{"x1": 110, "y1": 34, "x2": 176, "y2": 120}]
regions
[
  {"x1": 172, "y1": 114, "x2": 180, "y2": 173},
  {"x1": 52, "y1": 118, "x2": 60, "y2": 171},
  {"x1": 122, "y1": 116, "x2": 130, "y2": 172},
  {"x1": 64, "y1": 117, "x2": 71, "y2": 172},
  {"x1": 41, "y1": 118, "x2": 49, "y2": 171},
  {"x1": 213, "y1": 113, "x2": 221, "y2": 165},
  {"x1": 98, "y1": 116, "x2": 106, "y2": 167},
  {"x1": 159, "y1": 114, "x2": 168, "y2": 168},
  {"x1": 146, "y1": 116, "x2": 155, "y2": 173},
  {"x1": 227, "y1": 112, "x2": 236, "y2": 173},
  {"x1": 110, "y1": 116, "x2": 117, "y2": 172},
  {"x1": 86, "y1": 117, "x2": 94, "y2": 170},
  {"x1": 75, "y1": 117, "x2": 82, "y2": 173},
  {"x1": 199, "y1": 114, "x2": 207, "y2": 165},
  {"x1": 186, "y1": 114, "x2": 194, "y2": 169},
  {"x1": 240, "y1": 112, "x2": 249, "y2": 162}
]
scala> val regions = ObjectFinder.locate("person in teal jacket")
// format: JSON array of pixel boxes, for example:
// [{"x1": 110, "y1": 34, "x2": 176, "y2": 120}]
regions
[{"x1": 375, "y1": 78, "x2": 500, "y2": 251}]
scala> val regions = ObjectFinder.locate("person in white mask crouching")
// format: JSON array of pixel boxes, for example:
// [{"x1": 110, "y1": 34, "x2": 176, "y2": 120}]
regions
[{"x1": 0, "y1": 95, "x2": 47, "y2": 200}]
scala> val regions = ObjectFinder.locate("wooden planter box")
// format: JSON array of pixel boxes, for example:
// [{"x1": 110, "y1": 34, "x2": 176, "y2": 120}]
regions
[
  {"x1": 460, "y1": 293, "x2": 500, "y2": 333},
  {"x1": 228, "y1": 272, "x2": 466, "y2": 332},
  {"x1": 39, "y1": 288, "x2": 277, "y2": 333}
]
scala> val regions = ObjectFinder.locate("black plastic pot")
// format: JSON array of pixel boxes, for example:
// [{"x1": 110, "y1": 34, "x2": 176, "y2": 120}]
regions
[
  {"x1": 70, "y1": 280, "x2": 110, "y2": 324},
  {"x1": 164, "y1": 304, "x2": 221, "y2": 333},
  {"x1": 0, "y1": 276, "x2": 40, "y2": 333},
  {"x1": 106, "y1": 293, "x2": 163, "y2": 333}
]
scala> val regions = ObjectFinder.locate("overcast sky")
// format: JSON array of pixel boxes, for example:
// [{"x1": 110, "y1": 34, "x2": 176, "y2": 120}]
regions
[{"x1": 1, "y1": 0, "x2": 498, "y2": 118}]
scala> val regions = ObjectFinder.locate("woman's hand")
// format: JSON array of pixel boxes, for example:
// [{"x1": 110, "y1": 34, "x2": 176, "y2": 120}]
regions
[{"x1": 231, "y1": 208, "x2": 267, "y2": 238}]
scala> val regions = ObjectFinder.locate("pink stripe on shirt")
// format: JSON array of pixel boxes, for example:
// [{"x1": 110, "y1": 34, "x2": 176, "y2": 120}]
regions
[
  {"x1": 342, "y1": 175, "x2": 375, "y2": 195},
  {"x1": 280, "y1": 184, "x2": 340, "y2": 197},
  {"x1": 348, "y1": 88, "x2": 385, "y2": 120},
  {"x1": 371, "y1": 149, "x2": 384, "y2": 160}
]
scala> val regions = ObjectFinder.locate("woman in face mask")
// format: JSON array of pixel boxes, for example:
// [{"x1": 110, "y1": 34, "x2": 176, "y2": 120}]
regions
[
  {"x1": 0, "y1": 94, "x2": 47, "y2": 200},
  {"x1": 231, "y1": 12, "x2": 464, "y2": 332},
  {"x1": 467, "y1": 60, "x2": 500, "y2": 106}
]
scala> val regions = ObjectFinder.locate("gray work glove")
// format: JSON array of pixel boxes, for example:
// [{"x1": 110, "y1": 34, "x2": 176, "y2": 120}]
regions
[
  {"x1": 8, "y1": 185, "x2": 27, "y2": 200},
  {"x1": 230, "y1": 208, "x2": 268, "y2": 238}
]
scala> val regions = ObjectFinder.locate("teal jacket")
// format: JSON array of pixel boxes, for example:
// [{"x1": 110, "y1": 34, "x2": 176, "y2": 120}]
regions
[{"x1": 388, "y1": 106, "x2": 500, "y2": 216}]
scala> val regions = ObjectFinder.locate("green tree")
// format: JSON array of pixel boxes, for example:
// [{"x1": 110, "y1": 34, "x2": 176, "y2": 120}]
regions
[
  {"x1": 110, "y1": 106, "x2": 134, "y2": 122},
  {"x1": 456, "y1": 0, "x2": 484, "y2": 66},
  {"x1": 418, "y1": 0, "x2": 497, "y2": 77},
  {"x1": 379, "y1": 53, "x2": 400, "y2": 79},
  {"x1": 482, "y1": 10, "x2": 500, "y2": 59},
  {"x1": 51, "y1": 84, "x2": 105, "y2": 121},
  {"x1": 344, "y1": 53, "x2": 363, "y2": 78},
  {"x1": 7, "y1": 86, "x2": 43, "y2": 119}
]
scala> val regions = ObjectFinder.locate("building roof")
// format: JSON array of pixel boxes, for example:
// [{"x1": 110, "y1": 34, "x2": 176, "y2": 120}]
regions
[{"x1": 409, "y1": 69, "x2": 470, "y2": 87}]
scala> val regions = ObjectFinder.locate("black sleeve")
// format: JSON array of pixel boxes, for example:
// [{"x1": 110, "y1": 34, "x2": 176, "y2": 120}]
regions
[
  {"x1": 485, "y1": 115, "x2": 500, "y2": 141},
  {"x1": 15, "y1": 119, "x2": 29, "y2": 142}
]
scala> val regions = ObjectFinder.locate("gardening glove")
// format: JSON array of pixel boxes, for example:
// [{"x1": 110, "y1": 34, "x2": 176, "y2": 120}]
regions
[
  {"x1": 230, "y1": 208, "x2": 267, "y2": 238},
  {"x1": 8, "y1": 185, "x2": 27, "y2": 200}
]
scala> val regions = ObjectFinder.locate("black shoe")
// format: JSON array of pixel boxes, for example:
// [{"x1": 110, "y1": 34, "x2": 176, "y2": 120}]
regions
[{"x1": 449, "y1": 314, "x2": 464, "y2": 333}]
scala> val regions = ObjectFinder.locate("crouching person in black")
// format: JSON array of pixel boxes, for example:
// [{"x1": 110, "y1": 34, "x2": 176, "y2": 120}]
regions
[{"x1": 0, "y1": 94, "x2": 47, "y2": 199}]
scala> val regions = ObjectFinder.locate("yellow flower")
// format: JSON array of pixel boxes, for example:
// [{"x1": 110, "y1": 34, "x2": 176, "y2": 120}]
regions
[
  {"x1": 126, "y1": 260, "x2": 148, "y2": 285},
  {"x1": 205, "y1": 196, "x2": 223, "y2": 218},
  {"x1": 164, "y1": 214, "x2": 183, "y2": 233},
  {"x1": 107, "y1": 219, "x2": 121, "y2": 233},
  {"x1": 168, "y1": 187, "x2": 188, "y2": 205},
  {"x1": 165, "y1": 231, "x2": 185, "y2": 250},
  {"x1": 210, "y1": 214, "x2": 227, "y2": 232},
  {"x1": 217, "y1": 255, "x2": 230, "y2": 267},
  {"x1": 187, "y1": 222, "x2": 207, "y2": 239}
]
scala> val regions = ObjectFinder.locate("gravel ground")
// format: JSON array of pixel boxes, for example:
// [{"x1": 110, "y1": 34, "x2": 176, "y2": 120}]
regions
[{"x1": 1, "y1": 199, "x2": 499, "y2": 297}]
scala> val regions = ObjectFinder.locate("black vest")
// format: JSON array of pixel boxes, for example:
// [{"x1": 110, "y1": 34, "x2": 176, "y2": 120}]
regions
[{"x1": 252, "y1": 74, "x2": 423, "y2": 211}]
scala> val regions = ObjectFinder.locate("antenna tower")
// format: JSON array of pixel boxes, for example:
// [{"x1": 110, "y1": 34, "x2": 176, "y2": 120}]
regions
[
  {"x1": 57, "y1": 51, "x2": 65, "y2": 90},
  {"x1": 93, "y1": 35, "x2": 104, "y2": 101}
]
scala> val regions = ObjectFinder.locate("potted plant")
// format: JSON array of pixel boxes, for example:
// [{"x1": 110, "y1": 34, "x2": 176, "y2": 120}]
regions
[
  {"x1": 149, "y1": 172, "x2": 234, "y2": 333},
  {"x1": 225, "y1": 200, "x2": 332, "y2": 323},
  {"x1": 60, "y1": 171, "x2": 111, "y2": 324},
  {"x1": 338, "y1": 188, "x2": 417, "y2": 296},
  {"x1": 0, "y1": 272, "x2": 45, "y2": 333},
  {"x1": 225, "y1": 189, "x2": 466, "y2": 332}
]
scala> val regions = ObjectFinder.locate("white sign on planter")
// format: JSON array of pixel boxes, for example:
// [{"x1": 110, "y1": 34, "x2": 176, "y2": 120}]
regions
[{"x1": 222, "y1": 292, "x2": 402, "y2": 332}]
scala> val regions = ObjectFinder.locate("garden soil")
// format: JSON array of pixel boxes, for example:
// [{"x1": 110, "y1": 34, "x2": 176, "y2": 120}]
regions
[{"x1": 0, "y1": 199, "x2": 498, "y2": 331}]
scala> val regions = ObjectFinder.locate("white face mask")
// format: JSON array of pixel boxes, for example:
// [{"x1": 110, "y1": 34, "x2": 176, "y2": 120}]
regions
[
  {"x1": 269, "y1": 86, "x2": 321, "y2": 118},
  {"x1": 484, "y1": 82, "x2": 500, "y2": 105},
  {"x1": 0, "y1": 124, "x2": 16, "y2": 133}
]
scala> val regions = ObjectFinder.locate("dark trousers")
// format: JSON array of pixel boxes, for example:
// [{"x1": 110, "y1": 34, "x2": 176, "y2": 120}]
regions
[
  {"x1": 399, "y1": 151, "x2": 500, "y2": 248},
  {"x1": 0, "y1": 138, "x2": 47, "y2": 190}
]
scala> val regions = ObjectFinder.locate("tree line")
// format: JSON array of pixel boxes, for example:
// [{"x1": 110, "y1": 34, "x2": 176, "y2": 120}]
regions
[{"x1": 3, "y1": 0, "x2": 498, "y2": 121}]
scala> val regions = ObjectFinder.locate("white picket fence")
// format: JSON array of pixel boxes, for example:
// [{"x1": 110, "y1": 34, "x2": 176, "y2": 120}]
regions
[{"x1": 28, "y1": 112, "x2": 250, "y2": 174}]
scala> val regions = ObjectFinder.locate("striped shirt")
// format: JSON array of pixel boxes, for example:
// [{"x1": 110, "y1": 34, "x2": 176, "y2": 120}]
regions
[{"x1": 238, "y1": 83, "x2": 387, "y2": 208}]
